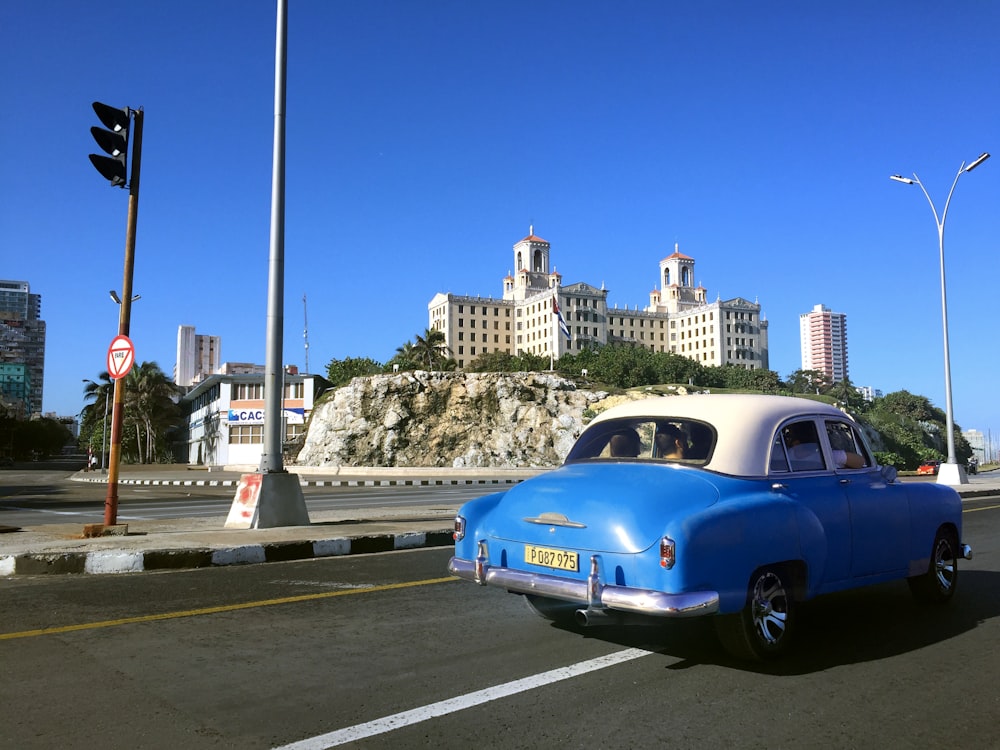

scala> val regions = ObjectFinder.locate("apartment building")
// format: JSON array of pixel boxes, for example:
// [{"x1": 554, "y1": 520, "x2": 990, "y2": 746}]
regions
[{"x1": 799, "y1": 303, "x2": 849, "y2": 382}]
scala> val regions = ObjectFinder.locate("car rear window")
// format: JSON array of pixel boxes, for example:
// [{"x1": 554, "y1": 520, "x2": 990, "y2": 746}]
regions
[{"x1": 565, "y1": 418, "x2": 715, "y2": 466}]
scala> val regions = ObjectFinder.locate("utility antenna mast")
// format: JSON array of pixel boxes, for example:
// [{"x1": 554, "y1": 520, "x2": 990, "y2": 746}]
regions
[{"x1": 302, "y1": 292, "x2": 310, "y2": 374}]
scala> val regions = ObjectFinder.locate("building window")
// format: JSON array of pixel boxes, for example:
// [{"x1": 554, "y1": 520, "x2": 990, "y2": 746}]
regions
[
  {"x1": 231, "y1": 383, "x2": 264, "y2": 400},
  {"x1": 229, "y1": 425, "x2": 263, "y2": 444}
]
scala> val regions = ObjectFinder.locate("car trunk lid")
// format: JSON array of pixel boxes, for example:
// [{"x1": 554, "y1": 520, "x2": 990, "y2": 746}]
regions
[{"x1": 490, "y1": 462, "x2": 721, "y2": 553}]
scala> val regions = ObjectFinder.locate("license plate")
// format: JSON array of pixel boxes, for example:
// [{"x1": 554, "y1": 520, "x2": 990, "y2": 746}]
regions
[{"x1": 525, "y1": 545, "x2": 579, "y2": 572}]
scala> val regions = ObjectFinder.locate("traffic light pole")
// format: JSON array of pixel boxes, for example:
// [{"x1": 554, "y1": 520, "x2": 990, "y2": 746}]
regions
[{"x1": 104, "y1": 110, "x2": 143, "y2": 527}]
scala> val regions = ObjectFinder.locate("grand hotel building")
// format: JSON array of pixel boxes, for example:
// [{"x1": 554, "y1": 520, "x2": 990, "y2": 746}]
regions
[{"x1": 428, "y1": 230, "x2": 768, "y2": 371}]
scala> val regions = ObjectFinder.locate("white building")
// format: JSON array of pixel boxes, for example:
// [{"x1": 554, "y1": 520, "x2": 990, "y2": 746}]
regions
[
  {"x1": 962, "y1": 428, "x2": 991, "y2": 465},
  {"x1": 428, "y1": 230, "x2": 768, "y2": 371},
  {"x1": 181, "y1": 370, "x2": 325, "y2": 467},
  {"x1": 175, "y1": 325, "x2": 221, "y2": 386},
  {"x1": 800, "y1": 304, "x2": 849, "y2": 382}
]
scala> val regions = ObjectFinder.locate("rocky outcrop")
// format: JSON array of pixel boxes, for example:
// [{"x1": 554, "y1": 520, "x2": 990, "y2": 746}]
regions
[{"x1": 295, "y1": 371, "x2": 627, "y2": 468}]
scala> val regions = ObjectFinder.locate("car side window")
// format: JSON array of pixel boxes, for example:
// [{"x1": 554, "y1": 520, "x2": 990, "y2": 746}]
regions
[
  {"x1": 769, "y1": 433, "x2": 790, "y2": 472},
  {"x1": 781, "y1": 420, "x2": 826, "y2": 472},
  {"x1": 825, "y1": 420, "x2": 871, "y2": 469}
]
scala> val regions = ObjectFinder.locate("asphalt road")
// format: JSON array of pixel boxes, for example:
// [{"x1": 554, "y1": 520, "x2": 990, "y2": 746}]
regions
[
  {"x1": 0, "y1": 467, "x2": 495, "y2": 528},
  {"x1": 2, "y1": 495, "x2": 998, "y2": 749}
]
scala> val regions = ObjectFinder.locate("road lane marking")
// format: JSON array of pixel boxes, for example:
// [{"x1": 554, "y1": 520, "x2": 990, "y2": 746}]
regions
[
  {"x1": 965, "y1": 503, "x2": 1000, "y2": 513},
  {"x1": 273, "y1": 647, "x2": 654, "y2": 750},
  {"x1": 0, "y1": 576, "x2": 455, "y2": 640}
]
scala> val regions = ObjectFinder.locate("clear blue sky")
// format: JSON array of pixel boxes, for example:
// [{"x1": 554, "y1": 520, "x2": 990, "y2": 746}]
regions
[{"x1": 2, "y1": 1, "x2": 997, "y2": 442}]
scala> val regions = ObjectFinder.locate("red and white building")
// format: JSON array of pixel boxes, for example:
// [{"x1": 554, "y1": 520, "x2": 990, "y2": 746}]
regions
[{"x1": 799, "y1": 303, "x2": 849, "y2": 383}]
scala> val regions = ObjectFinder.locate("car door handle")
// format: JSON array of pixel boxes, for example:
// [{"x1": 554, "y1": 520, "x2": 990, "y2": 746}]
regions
[{"x1": 839, "y1": 478, "x2": 851, "y2": 485}]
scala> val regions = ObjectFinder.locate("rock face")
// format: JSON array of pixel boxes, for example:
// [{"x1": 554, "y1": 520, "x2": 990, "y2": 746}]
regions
[{"x1": 295, "y1": 371, "x2": 615, "y2": 468}]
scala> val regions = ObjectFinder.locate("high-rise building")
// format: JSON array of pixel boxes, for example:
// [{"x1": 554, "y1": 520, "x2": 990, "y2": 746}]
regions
[
  {"x1": 428, "y1": 230, "x2": 768, "y2": 371},
  {"x1": 799, "y1": 303, "x2": 848, "y2": 383},
  {"x1": 174, "y1": 325, "x2": 221, "y2": 386},
  {"x1": 0, "y1": 280, "x2": 45, "y2": 415}
]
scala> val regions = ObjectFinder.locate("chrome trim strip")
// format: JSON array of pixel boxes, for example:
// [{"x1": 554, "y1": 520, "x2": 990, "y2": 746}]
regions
[
  {"x1": 522, "y1": 512, "x2": 586, "y2": 528},
  {"x1": 448, "y1": 556, "x2": 719, "y2": 618}
]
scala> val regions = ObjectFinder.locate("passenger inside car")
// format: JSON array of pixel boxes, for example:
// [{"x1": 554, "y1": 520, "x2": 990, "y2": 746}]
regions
[
  {"x1": 783, "y1": 421, "x2": 826, "y2": 471},
  {"x1": 609, "y1": 429, "x2": 642, "y2": 457},
  {"x1": 655, "y1": 423, "x2": 687, "y2": 459}
]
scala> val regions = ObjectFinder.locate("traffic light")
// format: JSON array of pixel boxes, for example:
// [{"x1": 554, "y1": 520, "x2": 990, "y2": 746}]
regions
[{"x1": 89, "y1": 102, "x2": 130, "y2": 187}]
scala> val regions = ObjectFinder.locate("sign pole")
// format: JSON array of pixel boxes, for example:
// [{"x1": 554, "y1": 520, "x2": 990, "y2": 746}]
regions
[{"x1": 104, "y1": 111, "x2": 143, "y2": 528}]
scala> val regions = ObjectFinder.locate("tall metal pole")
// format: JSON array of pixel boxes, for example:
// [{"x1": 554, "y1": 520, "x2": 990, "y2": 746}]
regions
[
  {"x1": 104, "y1": 109, "x2": 143, "y2": 525},
  {"x1": 260, "y1": 0, "x2": 288, "y2": 475},
  {"x1": 890, "y1": 153, "x2": 989, "y2": 486},
  {"x1": 227, "y1": 0, "x2": 309, "y2": 529}
]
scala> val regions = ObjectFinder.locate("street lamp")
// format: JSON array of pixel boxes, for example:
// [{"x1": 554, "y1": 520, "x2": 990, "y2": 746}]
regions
[{"x1": 890, "y1": 152, "x2": 990, "y2": 486}]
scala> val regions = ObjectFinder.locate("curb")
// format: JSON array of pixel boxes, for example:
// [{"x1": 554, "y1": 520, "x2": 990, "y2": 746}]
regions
[
  {"x1": 71, "y1": 476, "x2": 525, "y2": 488},
  {"x1": 0, "y1": 529, "x2": 455, "y2": 577}
]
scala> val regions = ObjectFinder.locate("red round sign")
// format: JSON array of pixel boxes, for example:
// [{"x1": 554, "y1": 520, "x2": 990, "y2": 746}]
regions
[{"x1": 107, "y1": 335, "x2": 136, "y2": 380}]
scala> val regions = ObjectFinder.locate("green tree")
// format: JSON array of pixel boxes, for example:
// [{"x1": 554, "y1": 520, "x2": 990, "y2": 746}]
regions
[
  {"x1": 80, "y1": 373, "x2": 114, "y2": 462},
  {"x1": 389, "y1": 329, "x2": 456, "y2": 372},
  {"x1": 785, "y1": 369, "x2": 828, "y2": 394},
  {"x1": 119, "y1": 362, "x2": 181, "y2": 463},
  {"x1": 326, "y1": 356, "x2": 383, "y2": 387},
  {"x1": 711, "y1": 364, "x2": 782, "y2": 392},
  {"x1": 827, "y1": 376, "x2": 867, "y2": 412},
  {"x1": 467, "y1": 350, "x2": 551, "y2": 372},
  {"x1": 410, "y1": 328, "x2": 451, "y2": 370}
]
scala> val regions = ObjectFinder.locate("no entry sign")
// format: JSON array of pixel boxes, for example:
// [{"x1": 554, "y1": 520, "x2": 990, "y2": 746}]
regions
[{"x1": 107, "y1": 335, "x2": 136, "y2": 380}]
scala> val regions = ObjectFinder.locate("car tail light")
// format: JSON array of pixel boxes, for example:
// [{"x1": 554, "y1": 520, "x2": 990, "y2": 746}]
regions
[
  {"x1": 660, "y1": 536, "x2": 675, "y2": 569},
  {"x1": 453, "y1": 515, "x2": 466, "y2": 541}
]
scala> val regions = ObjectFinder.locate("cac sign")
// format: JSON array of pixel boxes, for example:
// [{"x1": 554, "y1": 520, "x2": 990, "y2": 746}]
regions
[
  {"x1": 229, "y1": 409, "x2": 265, "y2": 424},
  {"x1": 107, "y1": 335, "x2": 135, "y2": 380}
]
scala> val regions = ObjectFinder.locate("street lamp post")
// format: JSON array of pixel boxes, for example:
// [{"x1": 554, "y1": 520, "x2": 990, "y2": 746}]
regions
[
  {"x1": 101, "y1": 389, "x2": 109, "y2": 472},
  {"x1": 890, "y1": 152, "x2": 990, "y2": 486}
]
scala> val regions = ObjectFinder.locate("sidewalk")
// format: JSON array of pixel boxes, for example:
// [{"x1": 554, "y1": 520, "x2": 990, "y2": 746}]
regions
[
  {"x1": 0, "y1": 466, "x2": 539, "y2": 577},
  {"x1": 2, "y1": 467, "x2": 998, "y2": 578}
]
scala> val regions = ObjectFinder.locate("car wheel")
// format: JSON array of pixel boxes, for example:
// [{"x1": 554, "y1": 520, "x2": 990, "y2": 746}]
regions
[
  {"x1": 908, "y1": 528, "x2": 959, "y2": 604},
  {"x1": 523, "y1": 594, "x2": 577, "y2": 624},
  {"x1": 715, "y1": 567, "x2": 795, "y2": 661}
]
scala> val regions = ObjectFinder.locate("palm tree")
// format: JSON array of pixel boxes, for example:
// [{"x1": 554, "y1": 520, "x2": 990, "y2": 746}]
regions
[
  {"x1": 121, "y1": 362, "x2": 181, "y2": 463},
  {"x1": 81, "y1": 373, "x2": 114, "y2": 463},
  {"x1": 410, "y1": 328, "x2": 450, "y2": 370},
  {"x1": 392, "y1": 341, "x2": 417, "y2": 370}
]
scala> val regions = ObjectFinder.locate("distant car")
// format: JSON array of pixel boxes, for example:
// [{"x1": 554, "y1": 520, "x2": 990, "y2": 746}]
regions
[
  {"x1": 449, "y1": 394, "x2": 971, "y2": 660},
  {"x1": 917, "y1": 460, "x2": 941, "y2": 476},
  {"x1": 0, "y1": 456, "x2": 12, "y2": 468}
]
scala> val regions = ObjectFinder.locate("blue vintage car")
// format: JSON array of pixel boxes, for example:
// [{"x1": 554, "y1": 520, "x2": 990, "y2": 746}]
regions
[{"x1": 449, "y1": 394, "x2": 971, "y2": 660}]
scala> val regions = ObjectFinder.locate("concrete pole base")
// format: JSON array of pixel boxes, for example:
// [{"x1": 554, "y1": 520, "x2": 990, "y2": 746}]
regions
[
  {"x1": 226, "y1": 471, "x2": 311, "y2": 529},
  {"x1": 936, "y1": 462, "x2": 969, "y2": 486}
]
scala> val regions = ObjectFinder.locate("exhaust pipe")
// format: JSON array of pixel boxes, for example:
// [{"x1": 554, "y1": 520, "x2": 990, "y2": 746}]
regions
[{"x1": 575, "y1": 608, "x2": 620, "y2": 627}]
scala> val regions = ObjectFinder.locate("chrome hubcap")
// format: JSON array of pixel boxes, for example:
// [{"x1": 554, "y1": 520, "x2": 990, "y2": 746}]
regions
[
  {"x1": 933, "y1": 539, "x2": 956, "y2": 592},
  {"x1": 751, "y1": 572, "x2": 788, "y2": 645}
]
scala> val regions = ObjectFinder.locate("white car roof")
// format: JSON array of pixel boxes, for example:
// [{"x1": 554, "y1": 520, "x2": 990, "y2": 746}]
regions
[{"x1": 589, "y1": 394, "x2": 851, "y2": 476}]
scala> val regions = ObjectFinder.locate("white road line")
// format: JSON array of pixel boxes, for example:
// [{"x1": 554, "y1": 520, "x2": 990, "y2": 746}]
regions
[{"x1": 273, "y1": 647, "x2": 652, "y2": 750}]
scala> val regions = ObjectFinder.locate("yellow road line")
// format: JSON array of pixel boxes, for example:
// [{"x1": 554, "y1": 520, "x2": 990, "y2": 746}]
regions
[
  {"x1": 0, "y1": 576, "x2": 455, "y2": 641},
  {"x1": 965, "y1": 503, "x2": 1000, "y2": 513}
]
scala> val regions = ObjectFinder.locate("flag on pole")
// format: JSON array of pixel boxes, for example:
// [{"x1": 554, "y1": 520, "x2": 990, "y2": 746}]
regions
[{"x1": 553, "y1": 297, "x2": 571, "y2": 339}]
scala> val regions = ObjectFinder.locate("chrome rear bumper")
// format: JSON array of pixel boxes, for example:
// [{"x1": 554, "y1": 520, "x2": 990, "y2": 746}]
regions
[{"x1": 448, "y1": 542, "x2": 718, "y2": 618}]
